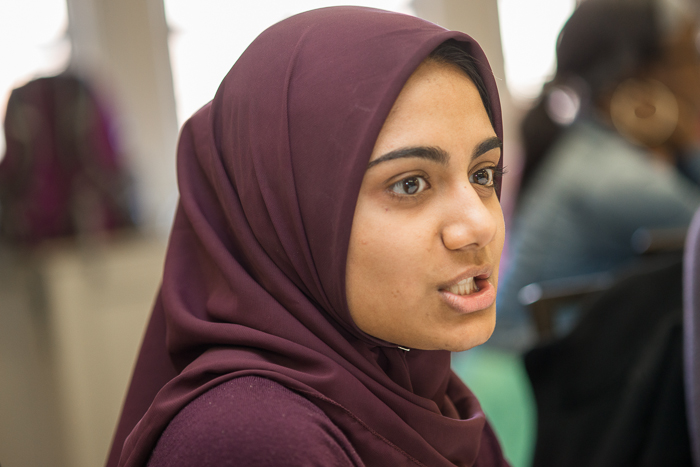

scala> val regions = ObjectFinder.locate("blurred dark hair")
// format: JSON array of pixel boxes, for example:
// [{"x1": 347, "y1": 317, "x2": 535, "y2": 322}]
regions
[
  {"x1": 429, "y1": 39, "x2": 495, "y2": 130},
  {"x1": 519, "y1": 0, "x2": 667, "y2": 195}
]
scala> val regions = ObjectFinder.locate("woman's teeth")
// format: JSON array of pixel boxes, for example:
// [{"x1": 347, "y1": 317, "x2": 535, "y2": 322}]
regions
[{"x1": 447, "y1": 277, "x2": 479, "y2": 296}]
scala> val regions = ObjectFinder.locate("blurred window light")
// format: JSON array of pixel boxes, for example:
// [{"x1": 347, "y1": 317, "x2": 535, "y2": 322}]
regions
[
  {"x1": 164, "y1": 0, "x2": 414, "y2": 126},
  {"x1": 498, "y1": 0, "x2": 576, "y2": 101},
  {"x1": 0, "y1": 0, "x2": 71, "y2": 159}
]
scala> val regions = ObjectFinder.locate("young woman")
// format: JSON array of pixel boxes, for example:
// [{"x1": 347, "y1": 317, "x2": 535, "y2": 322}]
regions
[{"x1": 107, "y1": 7, "x2": 508, "y2": 467}]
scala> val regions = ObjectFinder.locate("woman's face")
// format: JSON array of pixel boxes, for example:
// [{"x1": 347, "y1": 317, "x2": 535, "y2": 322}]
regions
[{"x1": 345, "y1": 59, "x2": 505, "y2": 352}]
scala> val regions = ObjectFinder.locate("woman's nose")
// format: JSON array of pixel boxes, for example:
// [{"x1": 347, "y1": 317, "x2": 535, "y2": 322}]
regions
[{"x1": 441, "y1": 186, "x2": 498, "y2": 251}]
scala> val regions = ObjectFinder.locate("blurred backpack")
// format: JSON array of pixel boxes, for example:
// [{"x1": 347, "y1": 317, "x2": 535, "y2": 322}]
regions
[{"x1": 0, "y1": 73, "x2": 134, "y2": 246}]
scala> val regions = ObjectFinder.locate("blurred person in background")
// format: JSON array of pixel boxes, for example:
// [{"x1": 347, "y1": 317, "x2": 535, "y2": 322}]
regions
[{"x1": 494, "y1": 0, "x2": 700, "y2": 350}]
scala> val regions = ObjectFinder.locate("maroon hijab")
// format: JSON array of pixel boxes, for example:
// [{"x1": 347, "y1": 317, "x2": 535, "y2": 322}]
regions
[{"x1": 108, "y1": 7, "x2": 506, "y2": 467}]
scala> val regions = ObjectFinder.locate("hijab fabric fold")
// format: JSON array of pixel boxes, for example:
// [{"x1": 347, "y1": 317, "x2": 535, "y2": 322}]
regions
[{"x1": 107, "y1": 7, "x2": 505, "y2": 467}]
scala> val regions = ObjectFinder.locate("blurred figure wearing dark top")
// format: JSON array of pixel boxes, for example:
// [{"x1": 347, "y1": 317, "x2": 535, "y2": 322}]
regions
[{"x1": 495, "y1": 0, "x2": 700, "y2": 350}]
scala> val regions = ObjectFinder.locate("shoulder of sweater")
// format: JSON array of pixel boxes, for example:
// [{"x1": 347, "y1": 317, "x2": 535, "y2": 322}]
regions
[{"x1": 147, "y1": 376, "x2": 363, "y2": 467}]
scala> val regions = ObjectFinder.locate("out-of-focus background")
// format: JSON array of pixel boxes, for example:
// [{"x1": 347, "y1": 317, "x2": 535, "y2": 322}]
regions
[{"x1": 0, "y1": 1, "x2": 579, "y2": 466}]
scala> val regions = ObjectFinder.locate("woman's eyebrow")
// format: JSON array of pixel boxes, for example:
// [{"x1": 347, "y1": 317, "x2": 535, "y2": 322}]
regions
[
  {"x1": 366, "y1": 136, "x2": 502, "y2": 170},
  {"x1": 472, "y1": 136, "x2": 502, "y2": 160},
  {"x1": 367, "y1": 146, "x2": 448, "y2": 169}
]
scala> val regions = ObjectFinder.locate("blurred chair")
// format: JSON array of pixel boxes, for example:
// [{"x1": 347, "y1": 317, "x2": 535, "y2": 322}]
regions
[
  {"x1": 518, "y1": 271, "x2": 614, "y2": 342},
  {"x1": 520, "y1": 227, "x2": 686, "y2": 344},
  {"x1": 521, "y1": 228, "x2": 692, "y2": 466},
  {"x1": 524, "y1": 254, "x2": 691, "y2": 466},
  {"x1": 683, "y1": 208, "x2": 700, "y2": 467}
]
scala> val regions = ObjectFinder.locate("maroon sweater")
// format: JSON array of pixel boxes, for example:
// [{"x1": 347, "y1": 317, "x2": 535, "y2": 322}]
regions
[{"x1": 147, "y1": 376, "x2": 364, "y2": 466}]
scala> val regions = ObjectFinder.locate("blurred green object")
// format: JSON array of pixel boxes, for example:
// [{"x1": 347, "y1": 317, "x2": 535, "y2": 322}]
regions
[{"x1": 452, "y1": 346, "x2": 536, "y2": 467}]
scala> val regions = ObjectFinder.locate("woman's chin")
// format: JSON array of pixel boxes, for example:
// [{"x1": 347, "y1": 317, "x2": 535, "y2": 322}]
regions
[
  {"x1": 441, "y1": 333, "x2": 493, "y2": 352},
  {"x1": 442, "y1": 309, "x2": 496, "y2": 352},
  {"x1": 403, "y1": 309, "x2": 496, "y2": 352}
]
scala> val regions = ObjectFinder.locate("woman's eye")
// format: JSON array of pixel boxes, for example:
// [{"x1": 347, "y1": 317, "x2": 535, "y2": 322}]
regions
[
  {"x1": 389, "y1": 176, "x2": 429, "y2": 196},
  {"x1": 470, "y1": 167, "x2": 495, "y2": 187}
]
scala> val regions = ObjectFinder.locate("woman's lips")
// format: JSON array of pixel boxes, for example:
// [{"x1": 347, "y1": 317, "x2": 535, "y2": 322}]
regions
[{"x1": 439, "y1": 277, "x2": 495, "y2": 314}]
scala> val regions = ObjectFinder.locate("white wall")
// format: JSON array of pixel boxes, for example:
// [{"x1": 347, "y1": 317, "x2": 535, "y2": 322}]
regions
[{"x1": 66, "y1": 0, "x2": 180, "y2": 233}]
